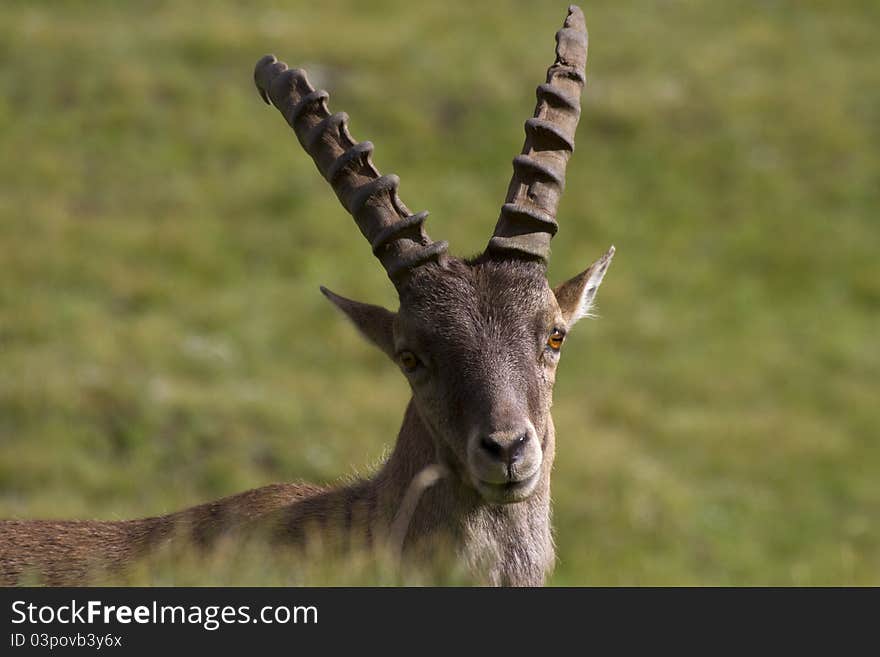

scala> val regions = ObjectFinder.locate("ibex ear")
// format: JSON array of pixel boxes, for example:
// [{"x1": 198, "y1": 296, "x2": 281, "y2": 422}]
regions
[
  {"x1": 553, "y1": 246, "x2": 615, "y2": 327},
  {"x1": 320, "y1": 286, "x2": 397, "y2": 358}
]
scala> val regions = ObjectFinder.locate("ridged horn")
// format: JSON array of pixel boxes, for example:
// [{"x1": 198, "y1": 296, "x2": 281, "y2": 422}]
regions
[
  {"x1": 486, "y1": 5, "x2": 588, "y2": 262},
  {"x1": 254, "y1": 55, "x2": 447, "y2": 284}
]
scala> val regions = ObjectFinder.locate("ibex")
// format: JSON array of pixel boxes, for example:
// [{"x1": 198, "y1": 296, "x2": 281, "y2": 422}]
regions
[{"x1": 0, "y1": 6, "x2": 613, "y2": 586}]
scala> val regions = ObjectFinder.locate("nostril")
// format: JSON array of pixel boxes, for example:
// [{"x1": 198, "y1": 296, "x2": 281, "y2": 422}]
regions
[
  {"x1": 480, "y1": 436, "x2": 504, "y2": 459},
  {"x1": 509, "y1": 433, "x2": 530, "y2": 463}
]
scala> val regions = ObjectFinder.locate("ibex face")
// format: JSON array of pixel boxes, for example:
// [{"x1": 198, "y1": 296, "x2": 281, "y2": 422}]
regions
[
  {"x1": 325, "y1": 251, "x2": 611, "y2": 505},
  {"x1": 396, "y1": 260, "x2": 559, "y2": 505},
  {"x1": 255, "y1": 5, "x2": 612, "y2": 509}
]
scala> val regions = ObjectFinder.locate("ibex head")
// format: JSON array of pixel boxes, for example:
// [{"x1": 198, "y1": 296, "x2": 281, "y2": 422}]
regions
[{"x1": 254, "y1": 6, "x2": 612, "y2": 505}]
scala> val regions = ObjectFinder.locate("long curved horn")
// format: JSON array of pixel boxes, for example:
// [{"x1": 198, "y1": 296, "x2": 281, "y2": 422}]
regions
[
  {"x1": 486, "y1": 5, "x2": 588, "y2": 262},
  {"x1": 254, "y1": 56, "x2": 447, "y2": 285}
]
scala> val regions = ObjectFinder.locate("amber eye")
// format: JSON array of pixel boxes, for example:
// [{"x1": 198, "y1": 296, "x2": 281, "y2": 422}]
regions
[
  {"x1": 399, "y1": 351, "x2": 420, "y2": 372},
  {"x1": 547, "y1": 329, "x2": 565, "y2": 351}
]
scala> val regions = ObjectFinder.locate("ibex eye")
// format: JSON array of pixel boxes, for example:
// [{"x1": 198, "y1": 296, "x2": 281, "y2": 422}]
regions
[
  {"x1": 547, "y1": 329, "x2": 565, "y2": 351},
  {"x1": 399, "y1": 351, "x2": 420, "y2": 371}
]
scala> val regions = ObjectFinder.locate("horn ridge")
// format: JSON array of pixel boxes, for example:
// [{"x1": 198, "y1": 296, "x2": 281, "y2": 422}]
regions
[{"x1": 326, "y1": 141, "x2": 374, "y2": 184}]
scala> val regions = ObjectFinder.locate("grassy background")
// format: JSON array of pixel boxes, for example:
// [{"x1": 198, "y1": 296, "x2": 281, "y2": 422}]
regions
[{"x1": 1, "y1": 0, "x2": 877, "y2": 585}]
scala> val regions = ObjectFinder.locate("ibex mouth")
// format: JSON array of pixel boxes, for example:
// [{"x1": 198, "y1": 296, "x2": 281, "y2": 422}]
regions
[{"x1": 474, "y1": 470, "x2": 541, "y2": 504}]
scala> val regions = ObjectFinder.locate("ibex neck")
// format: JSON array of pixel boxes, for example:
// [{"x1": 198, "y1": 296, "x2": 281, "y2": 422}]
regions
[{"x1": 373, "y1": 399, "x2": 555, "y2": 586}]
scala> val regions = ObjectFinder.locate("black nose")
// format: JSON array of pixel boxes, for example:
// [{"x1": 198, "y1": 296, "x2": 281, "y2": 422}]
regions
[{"x1": 479, "y1": 432, "x2": 530, "y2": 466}]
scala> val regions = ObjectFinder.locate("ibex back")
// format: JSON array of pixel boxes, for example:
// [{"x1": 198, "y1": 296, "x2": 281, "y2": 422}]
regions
[{"x1": 0, "y1": 6, "x2": 613, "y2": 587}]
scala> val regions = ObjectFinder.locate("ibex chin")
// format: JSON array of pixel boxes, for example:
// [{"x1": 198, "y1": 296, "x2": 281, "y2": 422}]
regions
[{"x1": 0, "y1": 6, "x2": 613, "y2": 587}]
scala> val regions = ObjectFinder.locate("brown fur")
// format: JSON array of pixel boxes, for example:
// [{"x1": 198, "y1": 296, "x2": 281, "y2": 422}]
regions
[{"x1": 0, "y1": 484, "x2": 322, "y2": 585}]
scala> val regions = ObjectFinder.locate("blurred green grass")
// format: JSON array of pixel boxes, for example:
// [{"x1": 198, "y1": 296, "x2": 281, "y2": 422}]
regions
[{"x1": 1, "y1": 0, "x2": 878, "y2": 585}]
